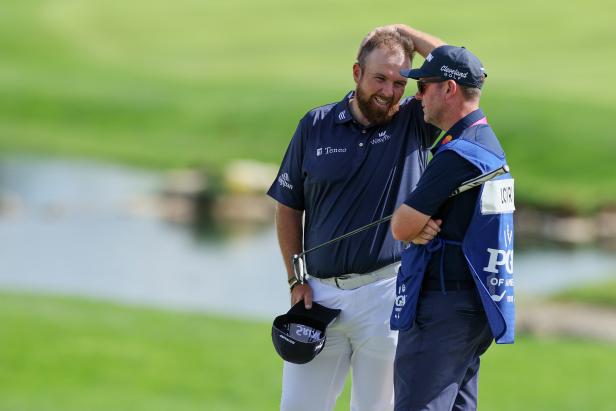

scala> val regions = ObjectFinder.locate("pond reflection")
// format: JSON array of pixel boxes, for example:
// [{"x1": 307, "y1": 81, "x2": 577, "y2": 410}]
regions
[{"x1": 0, "y1": 155, "x2": 288, "y2": 319}]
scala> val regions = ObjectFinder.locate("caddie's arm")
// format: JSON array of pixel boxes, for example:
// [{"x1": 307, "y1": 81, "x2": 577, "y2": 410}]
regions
[
  {"x1": 391, "y1": 152, "x2": 482, "y2": 243},
  {"x1": 391, "y1": 24, "x2": 446, "y2": 58},
  {"x1": 275, "y1": 202, "x2": 313, "y2": 309},
  {"x1": 410, "y1": 218, "x2": 442, "y2": 245},
  {"x1": 391, "y1": 204, "x2": 433, "y2": 243}
]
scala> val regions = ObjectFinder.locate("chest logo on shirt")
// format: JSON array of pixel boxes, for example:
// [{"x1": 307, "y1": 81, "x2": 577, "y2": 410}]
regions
[
  {"x1": 371, "y1": 130, "x2": 392, "y2": 145},
  {"x1": 316, "y1": 147, "x2": 348, "y2": 156}
]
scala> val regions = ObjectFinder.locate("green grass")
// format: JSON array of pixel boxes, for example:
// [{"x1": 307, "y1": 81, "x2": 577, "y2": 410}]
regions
[
  {"x1": 1, "y1": 290, "x2": 616, "y2": 410},
  {"x1": 480, "y1": 336, "x2": 616, "y2": 410},
  {"x1": 553, "y1": 279, "x2": 616, "y2": 308},
  {"x1": 0, "y1": 291, "x2": 283, "y2": 411},
  {"x1": 0, "y1": 0, "x2": 615, "y2": 211}
]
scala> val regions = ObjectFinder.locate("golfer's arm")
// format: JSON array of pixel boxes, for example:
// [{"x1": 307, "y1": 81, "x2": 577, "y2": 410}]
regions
[
  {"x1": 394, "y1": 24, "x2": 445, "y2": 58},
  {"x1": 275, "y1": 202, "x2": 304, "y2": 281},
  {"x1": 391, "y1": 203, "x2": 432, "y2": 242}
]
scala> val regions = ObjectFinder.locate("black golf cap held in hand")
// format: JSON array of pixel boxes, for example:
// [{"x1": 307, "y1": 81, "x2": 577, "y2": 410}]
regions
[
  {"x1": 271, "y1": 301, "x2": 341, "y2": 364},
  {"x1": 401, "y1": 45, "x2": 487, "y2": 88}
]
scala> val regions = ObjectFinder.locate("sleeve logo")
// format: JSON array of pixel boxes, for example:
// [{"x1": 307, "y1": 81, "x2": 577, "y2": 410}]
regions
[{"x1": 277, "y1": 173, "x2": 294, "y2": 190}]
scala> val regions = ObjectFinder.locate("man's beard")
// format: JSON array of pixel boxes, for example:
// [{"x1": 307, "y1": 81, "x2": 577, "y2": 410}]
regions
[{"x1": 355, "y1": 86, "x2": 398, "y2": 126}]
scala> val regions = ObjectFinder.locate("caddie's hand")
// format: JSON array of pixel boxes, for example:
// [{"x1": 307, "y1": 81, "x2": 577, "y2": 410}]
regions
[
  {"x1": 291, "y1": 283, "x2": 313, "y2": 309},
  {"x1": 411, "y1": 219, "x2": 442, "y2": 245}
]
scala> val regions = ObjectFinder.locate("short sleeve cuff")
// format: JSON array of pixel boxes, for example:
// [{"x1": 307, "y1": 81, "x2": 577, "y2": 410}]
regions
[{"x1": 267, "y1": 186, "x2": 304, "y2": 211}]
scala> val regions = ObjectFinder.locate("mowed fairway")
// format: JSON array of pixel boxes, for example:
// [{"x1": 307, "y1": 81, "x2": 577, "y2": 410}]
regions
[
  {"x1": 0, "y1": 0, "x2": 614, "y2": 210},
  {"x1": 0, "y1": 291, "x2": 615, "y2": 411}
]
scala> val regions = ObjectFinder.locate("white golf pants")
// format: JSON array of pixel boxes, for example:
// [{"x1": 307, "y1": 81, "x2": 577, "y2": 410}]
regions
[{"x1": 280, "y1": 274, "x2": 398, "y2": 411}]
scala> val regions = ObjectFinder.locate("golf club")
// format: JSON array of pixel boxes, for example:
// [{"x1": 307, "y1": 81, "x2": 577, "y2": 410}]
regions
[{"x1": 292, "y1": 164, "x2": 510, "y2": 283}]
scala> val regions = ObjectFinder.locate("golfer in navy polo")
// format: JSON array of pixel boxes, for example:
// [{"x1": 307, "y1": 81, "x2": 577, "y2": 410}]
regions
[
  {"x1": 267, "y1": 25, "x2": 445, "y2": 411},
  {"x1": 390, "y1": 45, "x2": 515, "y2": 411}
]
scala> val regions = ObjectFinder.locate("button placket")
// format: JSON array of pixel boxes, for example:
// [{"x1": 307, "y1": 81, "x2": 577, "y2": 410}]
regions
[{"x1": 359, "y1": 129, "x2": 368, "y2": 148}]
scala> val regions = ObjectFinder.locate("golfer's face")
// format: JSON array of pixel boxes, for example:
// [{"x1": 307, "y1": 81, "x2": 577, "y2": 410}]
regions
[{"x1": 355, "y1": 47, "x2": 410, "y2": 120}]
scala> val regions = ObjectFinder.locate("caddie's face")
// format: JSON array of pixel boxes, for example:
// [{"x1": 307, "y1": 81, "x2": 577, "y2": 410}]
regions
[
  {"x1": 353, "y1": 46, "x2": 410, "y2": 125},
  {"x1": 415, "y1": 78, "x2": 447, "y2": 127}
]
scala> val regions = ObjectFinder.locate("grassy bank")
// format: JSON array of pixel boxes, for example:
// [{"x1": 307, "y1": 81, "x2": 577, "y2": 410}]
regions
[
  {"x1": 553, "y1": 279, "x2": 616, "y2": 308},
  {"x1": 1, "y1": 290, "x2": 615, "y2": 410},
  {"x1": 0, "y1": 291, "x2": 281, "y2": 411},
  {"x1": 0, "y1": 0, "x2": 614, "y2": 211}
]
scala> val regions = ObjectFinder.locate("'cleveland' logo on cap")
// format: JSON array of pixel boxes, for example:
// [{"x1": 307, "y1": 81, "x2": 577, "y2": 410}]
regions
[{"x1": 440, "y1": 66, "x2": 469, "y2": 79}]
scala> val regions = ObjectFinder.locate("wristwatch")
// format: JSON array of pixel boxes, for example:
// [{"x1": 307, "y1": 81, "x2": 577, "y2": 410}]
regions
[{"x1": 288, "y1": 277, "x2": 300, "y2": 292}]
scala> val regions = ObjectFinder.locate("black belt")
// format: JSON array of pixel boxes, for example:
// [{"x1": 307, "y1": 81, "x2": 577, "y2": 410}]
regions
[{"x1": 422, "y1": 278, "x2": 475, "y2": 292}]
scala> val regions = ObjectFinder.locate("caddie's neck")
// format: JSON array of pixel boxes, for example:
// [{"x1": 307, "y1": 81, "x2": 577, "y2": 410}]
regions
[{"x1": 437, "y1": 99, "x2": 480, "y2": 132}]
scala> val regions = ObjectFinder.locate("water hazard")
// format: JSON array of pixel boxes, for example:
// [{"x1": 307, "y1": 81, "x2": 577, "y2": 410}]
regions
[{"x1": 0, "y1": 155, "x2": 615, "y2": 320}]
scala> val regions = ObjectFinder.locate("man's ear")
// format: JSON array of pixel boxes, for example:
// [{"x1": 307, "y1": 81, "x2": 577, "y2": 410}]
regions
[
  {"x1": 445, "y1": 80, "x2": 458, "y2": 99},
  {"x1": 353, "y1": 63, "x2": 362, "y2": 85}
]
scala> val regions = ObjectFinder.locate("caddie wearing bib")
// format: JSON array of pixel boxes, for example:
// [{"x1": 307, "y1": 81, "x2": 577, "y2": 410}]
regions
[{"x1": 390, "y1": 45, "x2": 515, "y2": 411}]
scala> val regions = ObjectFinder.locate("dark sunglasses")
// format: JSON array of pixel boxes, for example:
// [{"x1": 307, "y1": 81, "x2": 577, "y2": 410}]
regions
[{"x1": 416, "y1": 78, "x2": 447, "y2": 94}]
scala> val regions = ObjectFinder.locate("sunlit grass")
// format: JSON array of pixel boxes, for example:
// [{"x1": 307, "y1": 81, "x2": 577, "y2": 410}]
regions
[{"x1": 1, "y1": 291, "x2": 616, "y2": 410}]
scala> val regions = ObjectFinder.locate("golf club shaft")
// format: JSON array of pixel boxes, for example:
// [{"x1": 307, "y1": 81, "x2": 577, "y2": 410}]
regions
[
  {"x1": 295, "y1": 164, "x2": 509, "y2": 260},
  {"x1": 450, "y1": 164, "x2": 509, "y2": 196}
]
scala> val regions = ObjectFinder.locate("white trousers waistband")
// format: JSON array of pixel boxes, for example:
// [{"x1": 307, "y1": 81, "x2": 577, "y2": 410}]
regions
[{"x1": 309, "y1": 262, "x2": 400, "y2": 290}]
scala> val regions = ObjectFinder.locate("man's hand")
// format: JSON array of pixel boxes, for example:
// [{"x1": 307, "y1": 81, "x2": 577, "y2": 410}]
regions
[
  {"x1": 387, "y1": 24, "x2": 446, "y2": 58},
  {"x1": 411, "y1": 219, "x2": 442, "y2": 245},
  {"x1": 291, "y1": 283, "x2": 313, "y2": 309}
]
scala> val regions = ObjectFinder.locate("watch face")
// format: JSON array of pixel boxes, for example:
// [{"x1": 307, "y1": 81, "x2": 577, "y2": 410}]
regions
[{"x1": 287, "y1": 323, "x2": 322, "y2": 343}]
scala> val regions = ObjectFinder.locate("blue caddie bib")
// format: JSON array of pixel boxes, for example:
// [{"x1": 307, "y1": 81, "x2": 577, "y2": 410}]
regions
[
  {"x1": 390, "y1": 240, "x2": 440, "y2": 331},
  {"x1": 391, "y1": 124, "x2": 515, "y2": 344}
]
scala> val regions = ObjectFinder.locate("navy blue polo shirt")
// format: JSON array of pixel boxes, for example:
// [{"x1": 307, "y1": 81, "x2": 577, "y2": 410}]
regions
[
  {"x1": 404, "y1": 109, "x2": 502, "y2": 282},
  {"x1": 268, "y1": 91, "x2": 439, "y2": 278}
]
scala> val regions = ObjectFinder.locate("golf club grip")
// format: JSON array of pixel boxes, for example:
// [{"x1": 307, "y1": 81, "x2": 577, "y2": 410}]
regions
[
  {"x1": 449, "y1": 164, "x2": 509, "y2": 197},
  {"x1": 297, "y1": 165, "x2": 509, "y2": 258}
]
